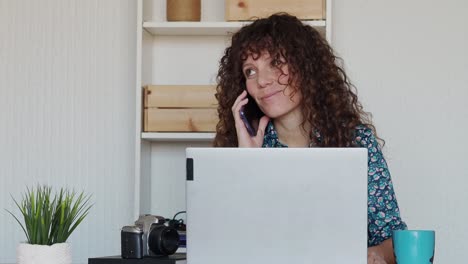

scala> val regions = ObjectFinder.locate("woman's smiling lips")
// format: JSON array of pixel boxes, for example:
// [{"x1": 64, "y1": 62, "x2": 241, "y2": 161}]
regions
[{"x1": 261, "y1": 90, "x2": 282, "y2": 101}]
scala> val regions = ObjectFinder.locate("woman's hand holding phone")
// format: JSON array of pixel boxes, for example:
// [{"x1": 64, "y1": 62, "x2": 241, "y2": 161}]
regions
[{"x1": 231, "y1": 90, "x2": 270, "y2": 147}]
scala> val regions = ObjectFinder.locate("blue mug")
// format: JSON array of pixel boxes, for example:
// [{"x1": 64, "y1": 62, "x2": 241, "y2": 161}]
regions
[{"x1": 393, "y1": 230, "x2": 435, "y2": 264}]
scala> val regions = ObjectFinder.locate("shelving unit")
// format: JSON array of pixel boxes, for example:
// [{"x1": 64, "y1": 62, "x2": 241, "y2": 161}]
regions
[
  {"x1": 143, "y1": 20, "x2": 326, "y2": 36},
  {"x1": 142, "y1": 132, "x2": 215, "y2": 141},
  {"x1": 134, "y1": 0, "x2": 332, "y2": 220}
]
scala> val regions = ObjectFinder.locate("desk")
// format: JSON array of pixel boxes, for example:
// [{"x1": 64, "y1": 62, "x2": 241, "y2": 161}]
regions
[{"x1": 88, "y1": 253, "x2": 186, "y2": 264}]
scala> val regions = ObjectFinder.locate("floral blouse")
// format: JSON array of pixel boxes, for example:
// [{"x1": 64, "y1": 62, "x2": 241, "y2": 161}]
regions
[{"x1": 262, "y1": 122, "x2": 407, "y2": 246}]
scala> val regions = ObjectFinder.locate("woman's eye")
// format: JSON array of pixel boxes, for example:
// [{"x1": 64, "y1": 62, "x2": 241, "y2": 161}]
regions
[
  {"x1": 244, "y1": 68, "x2": 256, "y2": 77},
  {"x1": 271, "y1": 59, "x2": 282, "y2": 67}
]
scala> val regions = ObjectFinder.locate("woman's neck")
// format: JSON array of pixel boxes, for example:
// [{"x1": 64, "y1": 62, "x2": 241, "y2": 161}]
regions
[{"x1": 273, "y1": 111, "x2": 311, "y2": 148}]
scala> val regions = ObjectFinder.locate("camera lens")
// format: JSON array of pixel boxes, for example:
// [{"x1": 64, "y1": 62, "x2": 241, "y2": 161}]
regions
[{"x1": 148, "y1": 225, "x2": 180, "y2": 255}]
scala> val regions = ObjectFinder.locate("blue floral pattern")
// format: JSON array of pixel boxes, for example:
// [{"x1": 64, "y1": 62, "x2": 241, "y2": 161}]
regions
[{"x1": 262, "y1": 122, "x2": 407, "y2": 246}]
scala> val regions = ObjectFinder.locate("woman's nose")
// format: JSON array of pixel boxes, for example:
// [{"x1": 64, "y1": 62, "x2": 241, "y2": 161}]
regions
[{"x1": 257, "y1": 69, "x2": 274, "y2": 88}]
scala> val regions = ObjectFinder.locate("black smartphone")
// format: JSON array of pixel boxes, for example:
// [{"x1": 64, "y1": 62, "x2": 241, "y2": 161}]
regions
[{"x1": 239, "y1": 106, "x2": 256, "y2": 137}]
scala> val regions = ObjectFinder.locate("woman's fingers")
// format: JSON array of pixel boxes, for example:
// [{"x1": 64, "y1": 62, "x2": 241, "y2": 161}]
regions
[
  {"x1": 367, "y1": 251, "x2": 387, "y2": 264},
  {"x1": 231, "y1": 90, "x2": 266, "y2": 148},
  {"x1": 232, "y1": 90, "x2": 250, "y2": 134},
  {"x1": 255, "y1": 115, "x2": 270, "y2": 138},
  {"x1": 231, "y1": 90, "x2": 247, "y2": 114}
]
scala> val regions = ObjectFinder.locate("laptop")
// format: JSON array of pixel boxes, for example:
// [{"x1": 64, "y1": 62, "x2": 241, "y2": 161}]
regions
[{"x1": 185, "y1": 148, "x2": 367, "y2": 264}]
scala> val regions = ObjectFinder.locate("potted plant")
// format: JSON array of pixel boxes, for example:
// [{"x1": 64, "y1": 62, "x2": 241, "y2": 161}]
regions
[{"x1": 6, "y1": 185, "x2": 93, "y2": 264}]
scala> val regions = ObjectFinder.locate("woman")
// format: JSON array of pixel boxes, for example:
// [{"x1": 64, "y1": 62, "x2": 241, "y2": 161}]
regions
[{"x1": 213, "y1": 13, "x2": 407, "y2": 264}]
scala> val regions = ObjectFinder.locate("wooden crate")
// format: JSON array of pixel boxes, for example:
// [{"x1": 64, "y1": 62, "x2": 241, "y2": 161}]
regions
[
  {"x1": 225, "y1": 0, "x2": 325, "y2": 21},
  {"x1": 143, "y1": 85, "x2": 218, "y2": 132}
]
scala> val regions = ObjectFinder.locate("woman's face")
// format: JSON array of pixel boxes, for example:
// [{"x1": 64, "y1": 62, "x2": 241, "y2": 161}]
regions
[{"x1": 242, "y1": 52, "x2": 302, "y2": 119}]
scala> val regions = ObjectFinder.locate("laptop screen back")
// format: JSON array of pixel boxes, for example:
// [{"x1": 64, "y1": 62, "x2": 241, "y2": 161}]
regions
[{"x1": 186, "y1": 148, "x2": 367, "y2": 264}]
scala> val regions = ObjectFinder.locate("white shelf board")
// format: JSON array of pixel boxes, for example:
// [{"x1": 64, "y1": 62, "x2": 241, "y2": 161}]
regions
[
  {"x1": 143, "y1": 21, "x2": 326, "y2": 36},
  {"x1": 142, "y1": 132, "x2": 215, "y2": 141}
]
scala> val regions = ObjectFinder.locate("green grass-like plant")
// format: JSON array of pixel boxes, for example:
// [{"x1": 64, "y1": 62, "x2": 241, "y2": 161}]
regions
[{"x1": 6, "y1": 185, "x2": 93, "y2": 245}]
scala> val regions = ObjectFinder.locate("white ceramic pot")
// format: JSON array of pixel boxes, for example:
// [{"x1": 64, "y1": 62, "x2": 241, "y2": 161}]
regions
[{"x1": 17, "y1": 243, "x2": 72, "y2": 264}]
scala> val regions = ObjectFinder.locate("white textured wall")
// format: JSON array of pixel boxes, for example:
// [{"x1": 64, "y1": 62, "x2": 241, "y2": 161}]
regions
[
  {"x1": 333, "y1": 0, "x2": 468, "y2": 262},
  {"x1": 0, "y1": 1, "x2": 136, "y2": 263}
]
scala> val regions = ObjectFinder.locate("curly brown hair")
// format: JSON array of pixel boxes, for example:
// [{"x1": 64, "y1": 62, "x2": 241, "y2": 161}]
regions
[{"x1": 213, "y1": 13, "x2": 379, "y2": 147}]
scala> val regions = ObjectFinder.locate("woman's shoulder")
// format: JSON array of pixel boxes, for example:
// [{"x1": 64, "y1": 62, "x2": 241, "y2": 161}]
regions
[{"x1": 353, "y1": 124, "x2": 379, "y2": 148}]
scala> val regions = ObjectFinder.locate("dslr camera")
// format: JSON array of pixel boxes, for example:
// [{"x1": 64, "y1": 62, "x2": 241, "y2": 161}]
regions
[{"x1": 121, "y1": 215, "x2": 180, "y2": 258}]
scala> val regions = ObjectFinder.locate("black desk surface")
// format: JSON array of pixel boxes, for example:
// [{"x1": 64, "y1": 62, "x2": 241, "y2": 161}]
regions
[{"x1": 88, "y1": 253, "x2": 186, "y2": 264}]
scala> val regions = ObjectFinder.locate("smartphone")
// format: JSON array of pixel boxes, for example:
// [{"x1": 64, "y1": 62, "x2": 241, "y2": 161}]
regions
[{"x1": 239, "y1": 106, "x2": 256, "y2": 137}]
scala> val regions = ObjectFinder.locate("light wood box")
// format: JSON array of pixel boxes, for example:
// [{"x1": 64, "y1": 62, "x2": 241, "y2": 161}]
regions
[
  {"x1": 225, "y1": 0, "x2": 326, "y2": 21},
  {"x1": 143, "y1": 85, "x2": 218, "y2": 132}
]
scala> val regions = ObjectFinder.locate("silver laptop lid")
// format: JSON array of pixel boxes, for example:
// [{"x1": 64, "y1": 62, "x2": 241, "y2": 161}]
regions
[{"x1": 186, "y1": 148, "x2": 367, "y2": 264}]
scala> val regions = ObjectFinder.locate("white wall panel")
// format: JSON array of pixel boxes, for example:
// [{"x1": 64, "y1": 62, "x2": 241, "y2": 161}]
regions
[{"x1": 0, "y1": 0, "x2": 136, "y2": 263}]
